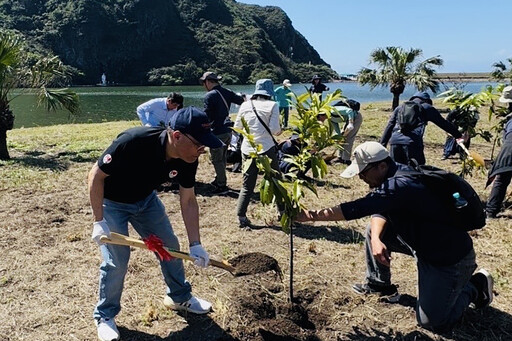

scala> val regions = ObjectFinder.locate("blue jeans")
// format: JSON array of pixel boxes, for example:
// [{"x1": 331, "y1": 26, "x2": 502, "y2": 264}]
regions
[
  {"x1": 364, "y1": 224, "x2": 478, "y2": 331},
  {"x1": 93, "y1": 191, "x2": 191, "y2": 320}
]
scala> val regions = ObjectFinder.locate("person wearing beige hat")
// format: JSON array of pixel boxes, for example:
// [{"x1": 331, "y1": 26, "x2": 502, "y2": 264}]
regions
[
  {"x1": 274, "y1": 79, "x2": 293, "y2": 128},
  {"x1": 199, "y1": 71, "x2": 245, "y2": 194},
  {"x1": 485, "y1": 85, "x2": 512, "y2": 218},
  {"x1": 296, "y1": 141, "x2": 493, "y2": 332}
]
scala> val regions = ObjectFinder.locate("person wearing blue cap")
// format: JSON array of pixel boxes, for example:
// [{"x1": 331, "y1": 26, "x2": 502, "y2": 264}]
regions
[
  {"x1": 234, "y1": 79, "x2": 282, "y2": 228},
  {"x1": 88, "y1": 106, "x2": 221, "y2": 341},
  {"x1": 380, "y1": 91, "x2": 463, "y2": 165}
]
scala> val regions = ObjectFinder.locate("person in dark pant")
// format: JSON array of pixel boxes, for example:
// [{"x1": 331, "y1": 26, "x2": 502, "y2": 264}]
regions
[
  {"x1": 441, "y1": 106, "x2": 479, "y2": 160},
  {"x1": 296, "y1": 141, "x2": 493, "y2": 333},
  {"x1": 308, "y1": 75, "x2": 329, "y2": 101},
  {"x1": 485, "y1": 86, "x2": 512, "y2": 218},
  {"x1": 200, "y1": 71, "x2": 245, "y2": 194},
  {"x1": 381, "y1": 91, "x2": 463, "y2": 165}
]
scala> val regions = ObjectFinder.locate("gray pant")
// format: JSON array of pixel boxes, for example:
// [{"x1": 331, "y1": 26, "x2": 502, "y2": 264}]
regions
[
  {"x1": 236, "y1": 147, "x2": 280, "y2": 217},
  {"x1": 334, "y1": 112, "x2": 363, "y2": 160},
  {"x1": 210, "y1": 132, "x2": 232, "y2": 187},
  {"x1": 364, "y1": 224, "x2": 478, "y2": 331}
]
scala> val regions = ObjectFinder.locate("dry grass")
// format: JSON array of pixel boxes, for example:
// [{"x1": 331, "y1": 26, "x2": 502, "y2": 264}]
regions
[{"x1": 0, "y1": 101, "x2": 511, "y2": 340}]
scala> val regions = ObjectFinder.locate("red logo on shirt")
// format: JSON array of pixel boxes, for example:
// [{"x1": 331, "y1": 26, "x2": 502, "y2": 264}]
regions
[
  {"x1": 103, "y1": 154, "x2": 112, "y2": 164},
  {"x1": 169, "y1": 170, "x2": 178, "y2": 178}
]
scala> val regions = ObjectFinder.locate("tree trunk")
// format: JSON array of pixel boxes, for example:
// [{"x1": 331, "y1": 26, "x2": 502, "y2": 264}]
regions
[
  {"x1": 0, "y1": 128, "x2": 10, "y2": 160},
  {"x1": 392, "y1": 93, "x2": 401, "y2": 110}
]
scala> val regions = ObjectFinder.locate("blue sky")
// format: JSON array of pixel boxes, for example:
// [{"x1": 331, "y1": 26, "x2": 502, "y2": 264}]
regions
[{"x1": 238, "y1": 0, "x2": 511, "y2": 74}]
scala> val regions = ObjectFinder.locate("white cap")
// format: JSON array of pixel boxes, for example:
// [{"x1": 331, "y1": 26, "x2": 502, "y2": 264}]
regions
[
  {"x1": 340, "y1": 141, "x2": 389, "y2": 178},
  {"x1": 499, "y1": 85, "x2": 512, "y2": 103},
  {"x1": 283, "y1": 79, "x2": 292, "y2": 87}
]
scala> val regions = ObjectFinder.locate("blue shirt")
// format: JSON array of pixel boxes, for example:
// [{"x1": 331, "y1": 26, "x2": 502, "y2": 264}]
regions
[
  {"x1": 340, "y1": 163, "x2": 473, "y2": 266},
  {"x1": 136, "y1": 98, "x2": 176, "y2": 127}
]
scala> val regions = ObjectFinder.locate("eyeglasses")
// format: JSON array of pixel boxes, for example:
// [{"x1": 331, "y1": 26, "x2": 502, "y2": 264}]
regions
[
  {"x1": 182, "y1": 133, "x2": 206, "y2": 152},
  {"x1": 359, "y1": 162, "x2": 378, "y2": 179}
]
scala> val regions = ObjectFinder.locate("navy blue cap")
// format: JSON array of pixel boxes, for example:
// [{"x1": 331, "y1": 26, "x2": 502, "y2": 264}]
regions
[
  {"x1": 410, "y1": 91, "x2": 432, "y2": 104},
  {"x1": 170, "y1": 106, "x2": 223, "y2": 148}
]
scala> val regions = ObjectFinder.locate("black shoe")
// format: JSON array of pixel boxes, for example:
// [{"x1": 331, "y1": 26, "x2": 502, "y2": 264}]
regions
[
  {"x1": 352, "y1": 282, "x2": 398, "y2": 296},
  {"x1": 470, "y1": 269, "x2": 493, "y2": 309},
  {"x1": 211, "y1": 185, "x2": 229, "y2": 195},
  {"x1": 238, "y1": 216, "x2": 252, "y2": 229},
  {"x1": 486, "y1": 212, "x2": 497, "y2": 219}
]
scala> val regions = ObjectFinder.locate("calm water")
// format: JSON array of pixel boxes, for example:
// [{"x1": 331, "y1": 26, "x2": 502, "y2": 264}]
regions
[{"x1": 10, "y1": 81, "x2": 496, "y2": 128}]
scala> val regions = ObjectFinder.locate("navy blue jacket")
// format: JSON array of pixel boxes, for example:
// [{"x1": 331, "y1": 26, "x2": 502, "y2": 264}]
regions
[
  {"x1": 203, "y1": 85, "x2": 244, "y2": 135},
  {"x1": 487, "y1": 115, "x2": 512, "y2": 184},
  {"x1": 381, "y1": 99, "x2": 461, "y2": 146},
  {"x1": 340, "y1": 163, "x2": 473, "y2": 266}
]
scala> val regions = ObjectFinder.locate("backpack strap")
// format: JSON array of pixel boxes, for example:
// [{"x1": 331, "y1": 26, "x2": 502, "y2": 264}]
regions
[{"x1": 250, "y1": 100, "x2": 279, "y2": 148}]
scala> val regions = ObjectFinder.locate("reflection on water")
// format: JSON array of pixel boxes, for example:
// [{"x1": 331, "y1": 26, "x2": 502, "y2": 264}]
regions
[{"x1": 10, "y1": 82, "x2": 497, "y2": 128}]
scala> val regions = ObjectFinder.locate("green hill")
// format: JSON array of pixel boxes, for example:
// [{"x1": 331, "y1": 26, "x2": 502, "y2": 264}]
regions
[{"x1": 0, "y1": 0, "x2": 337, "y2": 85}]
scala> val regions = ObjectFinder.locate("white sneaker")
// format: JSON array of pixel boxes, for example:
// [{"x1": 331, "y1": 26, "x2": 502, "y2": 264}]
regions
[
  {"x1": 163, "y1": 295, "x2": 212, "y2": 314},
  {"x1": 96, "y1": 317, "x2": 120, "y2": 341}
]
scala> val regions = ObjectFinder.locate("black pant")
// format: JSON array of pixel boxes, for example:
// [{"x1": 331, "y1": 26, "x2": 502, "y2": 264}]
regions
[
  {"x1": 390, "y1": 144, "x2": 425, "y2": 165},
  {"x1": 486, "y1": 171, "x2": 512, "y2": 215}
]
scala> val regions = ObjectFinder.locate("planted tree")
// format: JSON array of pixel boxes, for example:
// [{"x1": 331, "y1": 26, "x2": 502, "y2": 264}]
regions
[
  {"x1": 0, "y1": 30, "x2": 80, "y2": 160},
  {"x1": 358, "y1": 46, "x2": 443, "y2": 110},
  {"x1": 235, "y1": 89, "x2": 344, "y2": 302}
]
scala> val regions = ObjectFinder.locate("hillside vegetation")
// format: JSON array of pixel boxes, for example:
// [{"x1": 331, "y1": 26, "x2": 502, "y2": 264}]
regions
[{"x1": 0, "y1": 0, "x2": 337, "y2": 85}]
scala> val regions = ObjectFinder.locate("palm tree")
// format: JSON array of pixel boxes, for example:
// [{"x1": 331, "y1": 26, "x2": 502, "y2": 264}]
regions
[
  {"x1": 358, "y1": 46, "x2": 443, "y2": 110},
  {"x1": 491, "y1": 58, "x2": 512, "y2": 82},
  {"x1": 0, "y1": 31, "x2": 80, "y2": 160}
]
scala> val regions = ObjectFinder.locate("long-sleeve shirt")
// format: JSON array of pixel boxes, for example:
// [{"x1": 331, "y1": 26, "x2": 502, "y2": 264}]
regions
[
  {"x1": 234, "y1": 99, "x2": 281, "y2": 155},
  {"x1": 274, "y1": 86, "x2": 292, "y2": 108},
  {"x1": 136, "y1": 98, "x2": 176, "y2": 127},
  {"x1": 203, "y1": 85, "x2": 245, "y2": 135},
  {"x1": 381, "y1": 99, "x2": 462, "y2": 146}
]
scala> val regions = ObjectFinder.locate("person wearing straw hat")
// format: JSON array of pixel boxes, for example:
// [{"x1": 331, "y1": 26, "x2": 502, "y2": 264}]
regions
[
  {"x1": 296, "y1": 141, "x2": 493, "y2": 333},
  {"x1": 485, "y1": 85, "x2": 512, "y2": 218},
  {"x1": 274, "y1": 79, "x2": 293, "y2": 128}
]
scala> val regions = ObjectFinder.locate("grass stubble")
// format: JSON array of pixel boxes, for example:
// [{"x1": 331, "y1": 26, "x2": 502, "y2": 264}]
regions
[{"x1": 0, "y1": 101, "x2": 511, "y2": 340}]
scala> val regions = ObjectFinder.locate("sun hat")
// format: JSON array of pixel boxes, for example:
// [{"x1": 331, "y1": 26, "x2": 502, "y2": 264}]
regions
[
  {"x1": 199, "y1": 71, "x2": 222, "y2": 82},
  {"x1": 170, "y1": 106, "x2": 223, "y2": 148},
  {"x1": 410, "y1": 91, "x2": 432, "y2": 105},
  {"x1": 340, "y1": 141, "x2": 389, "y2": 178},
  {"x1": 283, "y1": 79, "x2": 292, "y2": 87},
  {"x1": 252, "y1": 79, "x2": 275, "y2": 98},
  {"x1": 311, "y1": 75, "x2": 321, "y2": 82},
  {"x1": 499, "y1": 85, "x2": 512, "y2": 103}
]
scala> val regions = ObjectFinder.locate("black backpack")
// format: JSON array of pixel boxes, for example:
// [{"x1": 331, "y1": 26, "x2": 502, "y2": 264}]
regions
[
  {"x1": 396, "y1": 164, "x2": 486, "y2": 231},
  {"x1": 397, "y1": 101, "x2": 425, "y2": 133}
]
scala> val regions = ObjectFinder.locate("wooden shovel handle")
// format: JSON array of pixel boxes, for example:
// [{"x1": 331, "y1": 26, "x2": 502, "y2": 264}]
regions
[{"x1": 100, "y1": 232, "x2": 235, "y2": 273}]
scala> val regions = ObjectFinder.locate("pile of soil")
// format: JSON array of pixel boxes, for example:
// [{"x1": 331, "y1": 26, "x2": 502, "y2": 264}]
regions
[{"x1": 226, "y1": 253, "x2": 327, "y2": 341}]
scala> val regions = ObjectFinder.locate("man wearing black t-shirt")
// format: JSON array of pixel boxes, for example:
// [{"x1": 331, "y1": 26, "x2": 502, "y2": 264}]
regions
[
  {"x1": 296, "y1": 141, "x2": 493, "y2": 333},
  {"x1": 88, "y1": 106, "x2": 222, "y2": 341}
]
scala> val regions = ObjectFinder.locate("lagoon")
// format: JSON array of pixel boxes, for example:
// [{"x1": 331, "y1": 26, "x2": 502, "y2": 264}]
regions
[{"x1": 11, "y1": 81, "x2": 496, "y2": 128}]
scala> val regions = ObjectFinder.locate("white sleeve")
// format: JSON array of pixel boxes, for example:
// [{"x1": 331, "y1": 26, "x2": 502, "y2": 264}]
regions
[{"x1": 269, "y1": 102, "x2": 282, "y2": 135}]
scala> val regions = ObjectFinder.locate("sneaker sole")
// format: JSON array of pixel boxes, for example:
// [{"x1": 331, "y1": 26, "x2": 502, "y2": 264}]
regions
[
  {"x1": 163, "y1": 297, "x2": 211, "y2": 314},
  {"x1": 478, "y1": 269, "x2": 494, "y2": 306}
]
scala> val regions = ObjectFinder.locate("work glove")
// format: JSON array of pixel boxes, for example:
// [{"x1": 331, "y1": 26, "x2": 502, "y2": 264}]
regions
[
  {"x1": 343, "y1": 122, "x2": 354, "y2": 136},
  {"x1": 189, "y1": 244, "x2": 210, "y2": 268},
  {"x1": 455, "y1": 137, "x2": 465, "y2": 145},
  {"x1": 91, "y1": 219, "x2": 111, "y2": 245}
]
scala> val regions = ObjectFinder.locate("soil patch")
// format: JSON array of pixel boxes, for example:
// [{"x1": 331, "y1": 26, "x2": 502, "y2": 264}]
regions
[{"x1": 230, "y1": 252, "x2": 282, "y2": 277}]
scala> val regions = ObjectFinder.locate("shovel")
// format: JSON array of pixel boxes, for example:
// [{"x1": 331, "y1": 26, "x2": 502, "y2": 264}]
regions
[
  {"x1": 99, "y1": 232, "x2": 236, "y2": 274},
  {"x1": 457, "y1": 141, "x2": 485, "y2": 167}
]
